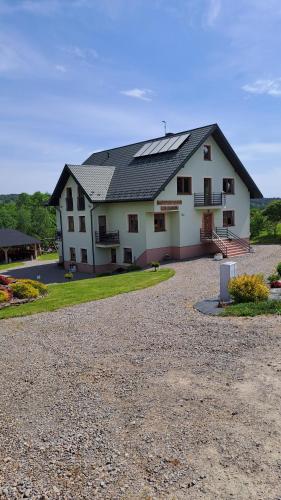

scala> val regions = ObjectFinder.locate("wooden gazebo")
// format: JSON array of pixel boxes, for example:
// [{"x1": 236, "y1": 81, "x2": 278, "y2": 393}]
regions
[{"x1": 0, "y1": 229, "x2": 40, "y2": 264}]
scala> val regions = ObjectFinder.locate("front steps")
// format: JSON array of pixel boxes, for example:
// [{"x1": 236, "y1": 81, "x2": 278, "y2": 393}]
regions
[{"x1": 222, "y1": 239, "x2": 249, "y2": 257}]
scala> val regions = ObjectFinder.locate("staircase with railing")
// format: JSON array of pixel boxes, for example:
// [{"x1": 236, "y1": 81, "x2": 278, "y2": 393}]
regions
[{"x1": 200, "y1": 227, "x2": 251, "y2": 257}]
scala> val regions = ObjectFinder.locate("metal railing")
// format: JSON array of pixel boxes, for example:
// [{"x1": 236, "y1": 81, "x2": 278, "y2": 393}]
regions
[
  {"x1": 215, "y1": 227, "x2": 251, "y2": 252},
  {"x1": 194, "y1": 192, "x2": 223, "y2": 207},
  {"x1": 95, "y1": 230, "x2": 120, "y2": 245},
  {"x1": 200, "y1": 228, "x2": 228, "y2": 256}
]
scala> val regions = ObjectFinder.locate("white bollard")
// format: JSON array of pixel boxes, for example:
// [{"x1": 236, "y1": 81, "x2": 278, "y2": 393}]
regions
[{"x1": 220, "y1": 261, "x2": 237, "y2": 302}]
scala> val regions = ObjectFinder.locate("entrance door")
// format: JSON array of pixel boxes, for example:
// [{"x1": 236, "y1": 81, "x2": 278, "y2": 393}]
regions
[
  {"x1": 98, "y1": 215, "x2": 107, "y2": 235},
  {"x1": 202, "y1": 213, "x2": 213, "y2": 236},
  {"x1": 204, "y1": 178, "x2": 212, "y2": 205}
]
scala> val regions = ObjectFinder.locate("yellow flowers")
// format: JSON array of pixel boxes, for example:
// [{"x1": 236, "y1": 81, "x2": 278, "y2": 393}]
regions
[{"x1": 228, "y1": 274, "x2": 269, "y2": 303}]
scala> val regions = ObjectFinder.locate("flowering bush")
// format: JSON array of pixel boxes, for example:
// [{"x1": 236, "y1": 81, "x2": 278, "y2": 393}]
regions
[
  {"x1": 277, "y1": 262, "x2": 281, "y2": 277},
  {"x1": 268, "y1": 273, "x2": 280, "y2": 284},
  {"x1": 10, "y1": 282, "x2": 39, "y2": 300},
  {"x1": 0, "y1": 285, "x2": 12, "y2": 301},
  {"x1": 0, "y1": 289, "x2": 10, "y2": 303},
  {"x1": 228, "y1": 274, "x2": 269, "y2": 303},
  {"x1": 0, "y1": 275, "x2": 12, "y2": 286},
  {"x1": 17, "y1": 279, "x2": 48, "y2": 296},
  {"x1": 271, "y1": 281, "x2": 281, "y2": 289}
]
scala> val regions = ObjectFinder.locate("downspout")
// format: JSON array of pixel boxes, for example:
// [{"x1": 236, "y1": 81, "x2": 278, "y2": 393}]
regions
[
  {"x1": 90, "y1": 204, "x2": 98, "y2": 272},
  {"x1": 57, "y1": 207, "x2": 64, "y2": 265}
]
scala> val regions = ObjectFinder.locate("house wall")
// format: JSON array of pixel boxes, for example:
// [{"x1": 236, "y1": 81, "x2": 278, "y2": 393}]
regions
[
  {"x1": 154, "y1": 135, "x2": 250, "y2": 250},
  {"x1": 57, "y1": 134, "x2": 251, "y2": 272}
]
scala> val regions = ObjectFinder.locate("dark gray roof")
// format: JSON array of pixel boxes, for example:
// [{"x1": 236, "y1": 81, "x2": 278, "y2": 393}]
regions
[
  {"x1": 0, "y1": 229, "x2": 40, "y2": 248},
  {"x1": 67, "y1": 165, "x2": 115, "y2": 202},
  {"x1": 49, "y1": 123, "x2": 262, "y2": 205}
]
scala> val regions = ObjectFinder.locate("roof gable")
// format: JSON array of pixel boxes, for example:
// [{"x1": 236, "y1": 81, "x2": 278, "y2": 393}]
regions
[{"x1": 49, "y1": 123, "x2": 262, "y2": 205}]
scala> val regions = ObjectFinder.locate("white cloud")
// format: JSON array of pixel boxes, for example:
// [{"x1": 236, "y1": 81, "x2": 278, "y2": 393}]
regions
[
  {"x1": 206, "y1": 0, "x2": 221, "y2": 26},
  {"x1": 242, "y1": 78, "x2": 281, "y2": 96},
  {"x1": 55, "y1": 64, "x2": 67, "y2": 73},
  {"x1": 62, "y1": 45, "x2": 98, "y2": 60},
  {"x1": 120, "y1": 88, "x2": 154, "y2": 101}
]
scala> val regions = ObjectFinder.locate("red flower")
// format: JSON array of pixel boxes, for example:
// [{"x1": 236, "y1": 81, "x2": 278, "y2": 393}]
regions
[
  {"x1": 0, "y1": 275, "x2": 12, "y2": 285},
  {"x1": 271, "y1": 281, "x2": 281, "y2": 288}
]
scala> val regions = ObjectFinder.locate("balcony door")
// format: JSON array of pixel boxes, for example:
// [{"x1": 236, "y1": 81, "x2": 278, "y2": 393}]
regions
[
  {"x1": 204, "y1": 178, "x2": 212, "y2": 205},
  {"x1": 98, "y1": 215, "x2": 107, "y2": 235}
]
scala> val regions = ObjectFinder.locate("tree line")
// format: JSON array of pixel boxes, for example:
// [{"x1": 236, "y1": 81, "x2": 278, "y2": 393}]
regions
[
  {"x1": 0, "y1": 192, "x2": 56, "y2": 248},
  {"x1": 251, "y1": 200, "x2": 281, "y2": 241}
]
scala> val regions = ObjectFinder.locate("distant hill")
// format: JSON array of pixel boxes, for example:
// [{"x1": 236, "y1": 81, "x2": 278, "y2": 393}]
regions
[
  {"x1": 0, "y1": 194, "x2": 19, "y2": 204},
  {"x1": 251, "y1": 197, "x2": 281, "y2": 209}
]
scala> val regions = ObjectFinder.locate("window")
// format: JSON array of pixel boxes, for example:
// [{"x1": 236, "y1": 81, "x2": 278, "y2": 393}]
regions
[
  {"x1": 66, "y1": 187, "x2": 73, "y2": 211},
  {"x1": 79, "y1": 216, "x2": 86, "y2": 232},
  {"x1": 154, "y1": 213, "x2": 165, "y2": 232},
  {"x1": 128, "y1": 214, "x2": 138, "y2": 233},
  {"x1": 124, "y1": 248, "x2": 132, "y2": 264},
  {"x1": 223, "y1": 210, "x2": 235, "y2": 227},
  {"x1": 111, "y1": 248, "x2": 116, "y2": 264},
  {"x1": 223, "y1": 178, "x2": 235, "y2": 194},
  {"x1": 177, "y1": 177, "x2": 192, "y2": 195},
  {"x1": 81, "y1": 248, "x2": 88, "y2": 263},
  {"x1": 77, "y1": 185, "x2": 85, "y2": 210},
  {"x1": 68, "y1": 216, "x2": 74, "y2": 232},
  {"x1": 203, "y1": 144, "x2": 211, "y2": 161},
  {"x1": 70, "y1": 247, "x2": 76, "y2": 261}
]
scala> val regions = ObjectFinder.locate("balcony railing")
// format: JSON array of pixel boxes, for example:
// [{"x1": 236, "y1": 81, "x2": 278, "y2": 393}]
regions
[
  {"x1": 66, "y1": 197, "x2": 73, "y2": 211},
  {"x1": 194, "y1": 192, "x2": 223, "y2": 207},
  {"x1": 95, "y1": 230, "x2": 120, "y2": 245},
  {"x1": 77, "y1": 197, "x2": 85, "y2": 211}
]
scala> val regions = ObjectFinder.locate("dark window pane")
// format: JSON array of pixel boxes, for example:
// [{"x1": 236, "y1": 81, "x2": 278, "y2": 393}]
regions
[
  {"x1": 79, "y1": 216, "x2": 86, "y2": 232},
  {"x1": 203, "y1": 145, "x2": 211, "y2": 160},
  {"x1": 68, "y1": 216, "x2": 74, "y2": 232},
  {"x1": 154, "y1": 213, "x2": 165, "y2": 232},
  {"x1": 81, "y1": 248, "x2": 87, "y2": 263},
  {"x1": 70, "y1": 247, "x2": 76, "y2": 261},
  {"x1": 124, "y1": 248, "x2": 132, "y2": 264},
  {"x1": 128, "y1": 214, "x2": 138, "y2": 233}
]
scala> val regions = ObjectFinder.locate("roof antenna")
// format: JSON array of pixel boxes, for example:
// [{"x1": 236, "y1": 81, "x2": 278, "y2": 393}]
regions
[{"x1": 162, "y1": 120, "x2": 167, "y2": 136}]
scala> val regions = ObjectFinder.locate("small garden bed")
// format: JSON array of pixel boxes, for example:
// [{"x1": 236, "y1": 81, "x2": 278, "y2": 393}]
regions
[
  {"x1": 219, "y1": 260, "x2": 281, "y2": 317},
  {"x1": 0, "y1": 275, "x2": 48, "y2": 310}
]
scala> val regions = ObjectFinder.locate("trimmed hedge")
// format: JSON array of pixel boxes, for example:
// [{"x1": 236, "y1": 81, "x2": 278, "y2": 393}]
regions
[
  {"x1": 228, "y1": 274, "x2": 269, "y2": 304},
  {"x1": 10, "y1": 282, "x2": 39, "y2": 300}
]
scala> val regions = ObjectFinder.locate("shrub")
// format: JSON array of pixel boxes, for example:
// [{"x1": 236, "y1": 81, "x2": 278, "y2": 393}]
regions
[
  {"x1": 0, "y1": 285, "x2": 12, "y2": 301},
  {"x1": 277, "y1": 262, "x2": 281, "y2": 277},
  {"x1": 228, "y1": 274, "x2": 269, "y2": 304},
  {"x1": 10, "y1": 282, "x2": 39, "y2": 300},
  {"x1": 127, "y1": 264, "x2": 142, "y2": 272},
  {"x1": 17, "y1": 279, "x2": 48, "y2": 296},
  {"x1": 0, "y1": 275, "x2": 12, "y2": 286},
  {"x1": 64, "y1": 272, "x2": 73, "y2": 280},
  {"x1": 271, "y1": 281, "x2": 281, "y2": 288},
  {"x1": 150, "y1": 261, "x2": 160, "y2": 271},
  {"x1": 268, "y1": 273, "x2": 280, "y2": 284},
  {"x1": 0, "y1": 289, "x2": 10, "y2": 303}
]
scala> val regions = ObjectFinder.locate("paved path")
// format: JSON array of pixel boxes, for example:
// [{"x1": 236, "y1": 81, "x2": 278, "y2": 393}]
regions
[
  {"x1": 2, "y1": 261, "x2": 93, "y2": 284},
  {"x1": 0, "y1": 245, "x2": 280, "y2": 499}
]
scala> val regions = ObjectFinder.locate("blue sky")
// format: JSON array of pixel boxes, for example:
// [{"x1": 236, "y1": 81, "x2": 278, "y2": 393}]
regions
[{"x1": 0, "y1": 0, "x2": 281, "y2": 196}]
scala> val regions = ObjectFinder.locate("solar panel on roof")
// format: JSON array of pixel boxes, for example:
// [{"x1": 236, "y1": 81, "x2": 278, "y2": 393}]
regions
[
  {"x1": 142, "y1": 140, "x2": 162, "y2": 155},
  {"x1": 167, "y1": 133, "x2": 190, "y2": 151},
  {"x1": 134, "y1": 141, "x2": 153, "y2": 157},
  {"x1": 134, "y1": 132, "x2": 190, "y2": 157},
  {"x1": 158, "y1": 135, "x2": 179, "y2": 153}
]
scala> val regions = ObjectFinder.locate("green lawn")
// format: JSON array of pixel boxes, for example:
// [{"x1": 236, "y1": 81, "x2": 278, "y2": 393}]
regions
[
  {"x1": 0, "y1": 268, "x2": 175, "y2": 320},
  {"x1": 0, "y1": 262, "x2": 25, "y2": 271},
  {"x1": 37, "y1": 252, "x2": 59, "y2": 261},
  {"x1": 251, "y1": 223, "x2": 281, "y2": 244},
  {"x1": 220, "y1": 300, "x2": 281, "y2": 317}
]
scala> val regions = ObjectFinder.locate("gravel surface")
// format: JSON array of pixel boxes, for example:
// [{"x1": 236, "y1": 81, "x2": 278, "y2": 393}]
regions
[{"x1": 0, "y1": 245, "x2": 280, "y2": 499}]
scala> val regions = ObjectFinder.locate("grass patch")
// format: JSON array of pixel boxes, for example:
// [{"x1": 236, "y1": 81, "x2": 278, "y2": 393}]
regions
[
  {"x1": 220, "y1": 300, "x2": 281, "y2": 317},
  {"x1": 0, "y1": 262, "x2": 25, "y2": 271},
  {"x1": 0, "y1": 268, "x2": 175, "y2": 320},
  {"x1": 251, "y1": 223, "x2": 281, "y2": 244},
  {"x1": 37, "y1": 252, "x2": 59, "y2": 261}
]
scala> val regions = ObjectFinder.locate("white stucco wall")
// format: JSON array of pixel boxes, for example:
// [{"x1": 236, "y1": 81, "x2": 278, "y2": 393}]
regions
[
  {"x1": 154, "y1": 135, "x2": 250, "y2": 247},
  {"x1": 57, "y1": 134, "x2": 251, "y2": 268}
]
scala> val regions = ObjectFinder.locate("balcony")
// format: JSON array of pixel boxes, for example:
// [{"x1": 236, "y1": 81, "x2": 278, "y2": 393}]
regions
[
  {"x1": 194, "y1": 192, "x2": 224, "y2": 208},
  {"x1": 66, "y1": 197, "x2": 73, "y2": 211},
  {"x1": 95, "y1": 230, "x2": 120, "y2": 247},
  {"x1": 77, "y1": 197, "x2": 85, "y2": 211}
]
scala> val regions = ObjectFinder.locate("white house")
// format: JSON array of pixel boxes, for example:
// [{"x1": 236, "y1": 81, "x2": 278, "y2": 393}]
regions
[{"x1": 49, "y1": 124, "x2": 262, "y2": 273}]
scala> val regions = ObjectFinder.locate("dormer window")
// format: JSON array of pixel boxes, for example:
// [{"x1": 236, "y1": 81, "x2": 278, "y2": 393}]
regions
[{"x1": 203, "y1": 145, "x2": 211, "y2": 161}]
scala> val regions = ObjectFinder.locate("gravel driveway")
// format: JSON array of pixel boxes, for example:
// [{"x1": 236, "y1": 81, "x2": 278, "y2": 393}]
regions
[{"x1": 0, "y1": 245, "x2": 280, "y2": 500}]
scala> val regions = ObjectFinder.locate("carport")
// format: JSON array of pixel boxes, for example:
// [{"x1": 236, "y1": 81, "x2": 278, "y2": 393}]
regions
[{"x1": 0, "y1": 229, "x2": 40, "y2": 264}]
